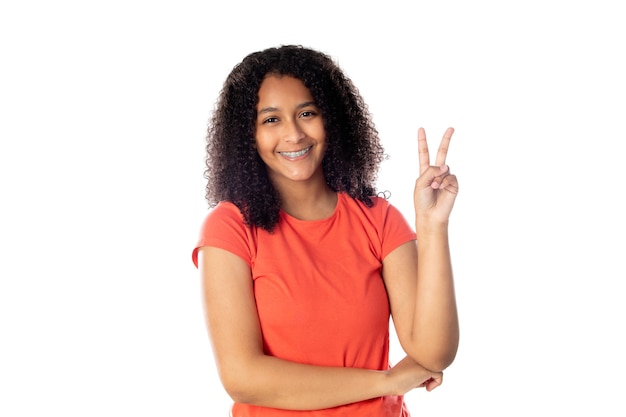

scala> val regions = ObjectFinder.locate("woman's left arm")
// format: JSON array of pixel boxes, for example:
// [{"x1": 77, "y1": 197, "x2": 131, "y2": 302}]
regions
[{"x1": 382, "y1": 127, "x2": 460, "y2": 373}]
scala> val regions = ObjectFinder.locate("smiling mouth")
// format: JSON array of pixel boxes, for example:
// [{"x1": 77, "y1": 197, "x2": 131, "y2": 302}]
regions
[{"x1": 279, "y1": 146, "x2": 311, "y2": 158}]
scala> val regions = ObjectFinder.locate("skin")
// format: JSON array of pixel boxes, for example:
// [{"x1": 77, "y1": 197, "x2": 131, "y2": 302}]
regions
[
  {"x1": 253, "y1": 75, "x2": 336, "y2": 220},
  {"x1": 382, "y1": 127, "x2": 459, "y2": 372},
  {"x1": 199, "y1": 75, "x2": 458, "y2": 410}
]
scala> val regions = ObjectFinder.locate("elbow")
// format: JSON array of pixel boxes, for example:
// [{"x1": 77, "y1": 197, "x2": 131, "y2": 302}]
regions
[
  {"x1": 216, "y1": 353, "x2": 277, "y2": 406},
  {"x1": 224, "y1": 387, "x2": 255, "y2": 405},
  {"x1": 419, "y1": 351, "x2": 457, "y2": 373},
  {"x1": 222, "y1": 383, "x2": 255, "y2": 405},
  {"x1": 221, "y1": 378, "x2": 245, "y2": 404},
  {"x1": 219, "y1": 365, "x2": 260, "y2": 405},
  {"x1": 221, "y1": 373, "x2": 259, "y2": 405},
  {"x1": 405, "y1": 342, "x2": 459, "y2": 373}
]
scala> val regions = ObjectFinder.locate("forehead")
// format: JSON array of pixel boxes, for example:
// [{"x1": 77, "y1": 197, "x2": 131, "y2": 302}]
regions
[{"x1": 257, "y1": 75, "x2": 314, "y2": 106}]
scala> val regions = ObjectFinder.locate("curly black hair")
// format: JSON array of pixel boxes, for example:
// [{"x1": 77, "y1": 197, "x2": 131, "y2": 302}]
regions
[{"x1": 204, "y1": 45, "x2": 386, "y2": 232}]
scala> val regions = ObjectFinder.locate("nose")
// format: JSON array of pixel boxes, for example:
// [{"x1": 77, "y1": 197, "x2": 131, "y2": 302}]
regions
[{"x1": 283, "y1": 119, "x2": 305, "y2": 143}]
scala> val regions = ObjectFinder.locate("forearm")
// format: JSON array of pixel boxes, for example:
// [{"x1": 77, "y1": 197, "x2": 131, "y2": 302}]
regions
[
  {"x1": 410, "y1": 224, "x2": 459, "y2": 371},
  {"x1": 222, "y1": 354, "x2": 390, "y2": 410}
]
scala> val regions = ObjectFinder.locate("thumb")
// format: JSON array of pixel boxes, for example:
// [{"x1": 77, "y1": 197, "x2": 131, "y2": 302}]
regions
[
  {"x1": 416, "y1": 164, "x2": 449, "y2": 190},
  {"x1": 424, "y1": 372, "x2": 443, "y2": 391}
]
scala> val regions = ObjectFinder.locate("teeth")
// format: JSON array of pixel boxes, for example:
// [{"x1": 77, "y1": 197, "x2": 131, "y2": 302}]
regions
[{"x1": 280, "y1": 146, "x2": 311, "y2": 158}]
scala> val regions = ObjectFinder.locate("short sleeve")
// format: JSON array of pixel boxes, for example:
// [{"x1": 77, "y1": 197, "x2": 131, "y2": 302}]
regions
[
  {"x1": 191, "y1": 202, "x2": 254, "y2": 268},
  {"x1": 380, "y1": 200, "x2": 416, "y2": 260}
]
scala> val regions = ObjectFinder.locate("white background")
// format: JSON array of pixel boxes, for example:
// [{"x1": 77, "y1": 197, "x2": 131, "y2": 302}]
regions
[{"x1": 1, "y1": 0, "x2": 625, "y2": 415}]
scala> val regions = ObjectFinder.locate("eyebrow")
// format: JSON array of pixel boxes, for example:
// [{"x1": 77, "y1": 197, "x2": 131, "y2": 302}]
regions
[{"x1": 257, "y1": 101, "x2": 317, "y2": 115}]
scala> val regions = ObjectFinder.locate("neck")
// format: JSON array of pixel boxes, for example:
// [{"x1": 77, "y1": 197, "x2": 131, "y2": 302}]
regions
[{"x1": 273, "y1": 173, "x2": 337, "y2": 221}]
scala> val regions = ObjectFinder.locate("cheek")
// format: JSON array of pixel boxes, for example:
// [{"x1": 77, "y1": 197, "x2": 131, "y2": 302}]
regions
[
  {"x1": 314, "y1": 122, "x2": 327, "y2": 144},
  {"x1": 254, "y1": 133, "x2": 270, "y2": 152},
  {"x1": 254, "y1": 137, "x2": 275, "y2": 163},
  {"x1": 319, "y1": 132, "x2": 328, "y2": 151}
]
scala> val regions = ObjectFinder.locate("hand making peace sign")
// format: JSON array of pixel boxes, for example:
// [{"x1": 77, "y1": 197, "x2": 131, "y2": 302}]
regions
[{"x1": 414, "y1": 127, "x2": 459, "y2": 228}]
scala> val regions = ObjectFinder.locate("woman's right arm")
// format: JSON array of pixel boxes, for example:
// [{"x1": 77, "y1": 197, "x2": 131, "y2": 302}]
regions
[{"x1": 198, "y1": 246, "x2": 440, "y2": 411}]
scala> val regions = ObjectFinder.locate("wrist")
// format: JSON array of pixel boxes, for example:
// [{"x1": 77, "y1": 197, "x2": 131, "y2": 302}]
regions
[
  {"x1": 415, "y1": 219, "x2": 449, "y2": 237},
  {"x1": 380, "y1": 369, "x2": 398, "y2": 397}
]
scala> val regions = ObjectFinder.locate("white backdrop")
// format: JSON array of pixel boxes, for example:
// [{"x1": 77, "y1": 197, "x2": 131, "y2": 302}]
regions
[{"x1": 1, "y1": 0, "x2": 625, "y2": 415}]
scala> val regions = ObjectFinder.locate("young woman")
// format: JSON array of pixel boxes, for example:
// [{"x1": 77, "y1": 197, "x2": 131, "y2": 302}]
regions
[{"x1": 192, "y1": 45, "x2": 459, "y2": 416}]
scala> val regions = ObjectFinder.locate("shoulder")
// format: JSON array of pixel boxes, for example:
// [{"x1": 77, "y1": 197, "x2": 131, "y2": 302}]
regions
[
  {"x1": 340, "y1": 193, "x2": 396, "y2": 220},
  {"x1": 192, "y1": 201, "x2": 255, "y2": 268},
  {"x1": 200, "y1": 201, "x2": 256, "y2": 241},
  {"x1": 204, "y1": 201, "x2": 246, "y2": 224},
  {"x1": 340, "y1": 193, "x2": 415, "y2": 257}
]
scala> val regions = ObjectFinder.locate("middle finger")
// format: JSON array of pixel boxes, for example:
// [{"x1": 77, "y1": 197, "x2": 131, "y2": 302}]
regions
[{"x1": 435, "y1": 127, "x2": 454, "y2": 167}]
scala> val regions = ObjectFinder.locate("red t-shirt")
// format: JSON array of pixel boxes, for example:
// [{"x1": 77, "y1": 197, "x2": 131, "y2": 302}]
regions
[{"x1": 192, "y1": 193, "x2": 416, "y2": 416}]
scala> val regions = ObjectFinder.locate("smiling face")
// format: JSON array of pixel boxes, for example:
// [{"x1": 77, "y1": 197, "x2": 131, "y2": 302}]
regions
[{"x1": 255, "y1": 74, "x2": 327, "y2": 190}]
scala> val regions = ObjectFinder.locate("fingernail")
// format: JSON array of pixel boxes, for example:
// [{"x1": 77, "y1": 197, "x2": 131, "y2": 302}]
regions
[{"x1": 440, "y1": 165, "x2": 449, "y2": 172}]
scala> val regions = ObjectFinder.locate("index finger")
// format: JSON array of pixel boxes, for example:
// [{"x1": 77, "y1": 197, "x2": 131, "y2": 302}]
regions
[
  {"x1": 417, "y1": 127, "x2": 430, "y2": 175},
  {"x1": 435, "y1": 127, "x2": 455, "y2": 167}
]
